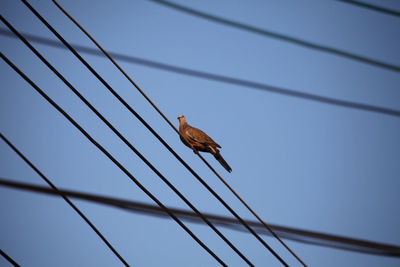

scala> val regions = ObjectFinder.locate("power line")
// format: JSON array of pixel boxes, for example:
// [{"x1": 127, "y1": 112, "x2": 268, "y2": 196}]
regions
[
  {"x1": 51, "y1": 1, "x2": 311, "y2": 266},
  {"x1": 1, "y1": 29, "x2": 398, "y2": 118},
  {"x1": 203, "y1": 154, "x2": 311, "y2": 266},
  {"x1": 1, "y1": 15, "x2": 253, "y2": 267},
  {"x1": 2, "y1": 178, "x2": 400, "y2": 257},
  {"x1": 0, "y1": 53, "x2": 227, "y2": 267},
  {"x1": 35, "y1": 0, "x2": 289, "y2": 264},
  {"x1": 336, "y1": 0, "x2": 400, "y2": 17},
  {"x1": 0, "y1": 133, "x2": 130, "y2": 266},
  {"x1": 0, "y1": 248, "x2": 20, "y2": 267},
  {"x1": 20, "y1": 0, "x2": 288, "y2": 265},
  {"x1": 147, "y1": 0, "x2": 400, "y2": 72},
  {"x1": 51, "y1": 1, "x2": 306, "y2": 265}
]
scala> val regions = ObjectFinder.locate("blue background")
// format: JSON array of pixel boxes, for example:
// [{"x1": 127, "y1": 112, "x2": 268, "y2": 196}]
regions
[{"x1": 1, "y1": 0, "x2": 399, "y2": 266}]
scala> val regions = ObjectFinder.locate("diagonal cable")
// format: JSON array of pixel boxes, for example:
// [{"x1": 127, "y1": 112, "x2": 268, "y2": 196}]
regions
[
  {"x1": 0, "y1": 248, "x2": 20, "y2": 267},
  {"x1": 1, "y1": 15, "x2": 253, "y2": 267},
  {"x1": 0, "y1": 133, "x2": 130, "y2": 267},
  {"x1": 0, "y1": 28, "x2": 398, "y2": 118},
  {"x1": 0, "y1": 52, "x2": 227, "y2": 267},
  {"x1": 336, "y1": 0, "x2": 400, "y2": 17},
  {"x1": 147, "y1": 0, "x2": 400, "y2": 72},
  {"x1": 2, "y1": 178, "x2": 400, "y2": 257},
  {"x1": 24, "y1": 0, "x2": 289, "y2": 264},
  {"x1": 51, "y1": 0, "x2": 306, "y2": 266}
]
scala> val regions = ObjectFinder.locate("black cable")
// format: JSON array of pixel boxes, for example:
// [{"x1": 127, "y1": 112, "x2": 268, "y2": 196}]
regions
[
  {"x1": 18, "y1": 1, "x2": 288, "y2": 265},
  {"x1": 0, "y1": 53, "x2": 227, "y2": 267},
  {"x1": 0, "y1": 15, "x2": 253, "y2": 267},
  {"x1": 1, "y1": 28, "x2": 398, "y2": 118},
  {"x1": 0, "y1": 133, "x2": 130, "y2": 267},
  {"x1": 0, "y1": 248, "x2": 20, "y2": 267},
  {"x1": 147, "y1": 0, "x2": 400, "y2": 72},
  {"x1": 336, "y1": 0, "x2": 400, "y2": 17},
  {"x1": 51, "y1": 1, "x2": 305, "y2": 265},
  {"x1": 2, "y1": 178, "x2": 400, "y2": 257}
]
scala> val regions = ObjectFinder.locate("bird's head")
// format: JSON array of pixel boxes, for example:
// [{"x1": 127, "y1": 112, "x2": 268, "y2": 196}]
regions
[{"x1": 177, "y1": 114, "x2": 187, "y2": 125}]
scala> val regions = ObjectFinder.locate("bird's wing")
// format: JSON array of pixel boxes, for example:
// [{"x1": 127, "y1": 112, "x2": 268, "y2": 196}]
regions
[{"x1": 185, "y1": 126, "x2": 221, "y2": 148}]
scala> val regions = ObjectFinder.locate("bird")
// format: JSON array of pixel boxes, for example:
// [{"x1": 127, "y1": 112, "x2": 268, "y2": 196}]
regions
[{"x1": 177, "y1": 115, "x2": 232, "y2": 173}]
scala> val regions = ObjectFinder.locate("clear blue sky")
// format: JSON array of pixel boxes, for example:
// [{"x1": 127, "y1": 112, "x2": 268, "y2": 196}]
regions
[{"x1": 1, "y1": 0, "x2": 399, "y2": 266}]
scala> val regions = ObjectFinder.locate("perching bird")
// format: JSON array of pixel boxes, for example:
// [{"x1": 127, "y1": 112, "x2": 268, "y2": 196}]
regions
[{"x1": 177, "y1": 115, "x2": 232, "y2": 173}]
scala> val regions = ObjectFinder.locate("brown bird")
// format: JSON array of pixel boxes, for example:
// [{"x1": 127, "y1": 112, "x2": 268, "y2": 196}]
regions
[{"x1": 177, "y1": 115, "x2": 232, "y2": 173}]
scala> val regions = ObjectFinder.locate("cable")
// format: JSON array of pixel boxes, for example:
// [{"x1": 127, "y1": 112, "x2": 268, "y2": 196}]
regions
[
  {"x1": 50, "y1": 1, "x2": 306, "y2": 266},
  {"x1": 2, "y1": 178, "x2": 400, "y2": 257},
  {"x1": 0, "y1": 248, "x2": 20, "y2": 267},
  {"x1": 147, "y1": 0, "x2": 400, "y2": 72},
  {"x1": 1, "y1": 15, "x2": 253, "y2": 267},
  {"x1": 23, "y1": 0, "x2": 288, "y2": 265},
  {"x1": 0, "y1": 134, "x2": 129, "y2": 266},
  {"x1": 1, "y1": 29, "x2": 398, "y2": 118},
  {"x1": 336, "y1": 0, "x2": 400, "y2": 17},
  {"x1": 0, "y1": 53, "x2": 227, "y2": 267},
  {"x1": 200, "y1": 153, "x2": 311, "y2": 266}
]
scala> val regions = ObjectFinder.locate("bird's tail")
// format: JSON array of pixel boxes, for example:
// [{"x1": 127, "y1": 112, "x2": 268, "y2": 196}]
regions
[{"x1": 214, "y1": 152, "x2": 232, "y2": 173}]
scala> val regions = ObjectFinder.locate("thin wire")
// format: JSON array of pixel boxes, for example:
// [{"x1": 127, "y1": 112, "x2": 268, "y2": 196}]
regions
[
  {"x1": 50, "y1": 1, "x2": 305, "y2": 266},
  {"x1": 0, "y1": 133, "x2": 130, "y2": 267},
  {"x1": 32, "y1": 1, "x2": 288, "y2": 265},
  {"x1": 336, "y1": 0, "x2": 400, "y2": 17},
  {"x1": 1, "y1": 15, "x2": 253, "y2": 267},
  {"x1": 147, "y1": 0, "x2": 400, "y2": 72},
  {"x1": 1, "y1": 29, "x2": 399, "y2": 118},
  {"x1": 0, "y1": 248, "x2": 20, "y2": 267},
  {"x1": 200, "y1": 155, "x2": 309, "y2": 266},
  {"x1": 0, "y1": 52, "x2": 227, "y2": 267},
  {"x1": 50, "y1": 0, "x2": 178, "y2": 154},
  {"x1": 1, "y1": 29, "x2": 398, "y2": 118},
  {"x1": 2, "y1": 178, "x2": 400, "y2": 257}
]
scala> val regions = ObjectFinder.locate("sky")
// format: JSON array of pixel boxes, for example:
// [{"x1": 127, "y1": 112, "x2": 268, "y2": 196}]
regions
[{"x1": 1, "y1": 0, "x2": 400, "y2": 266}]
